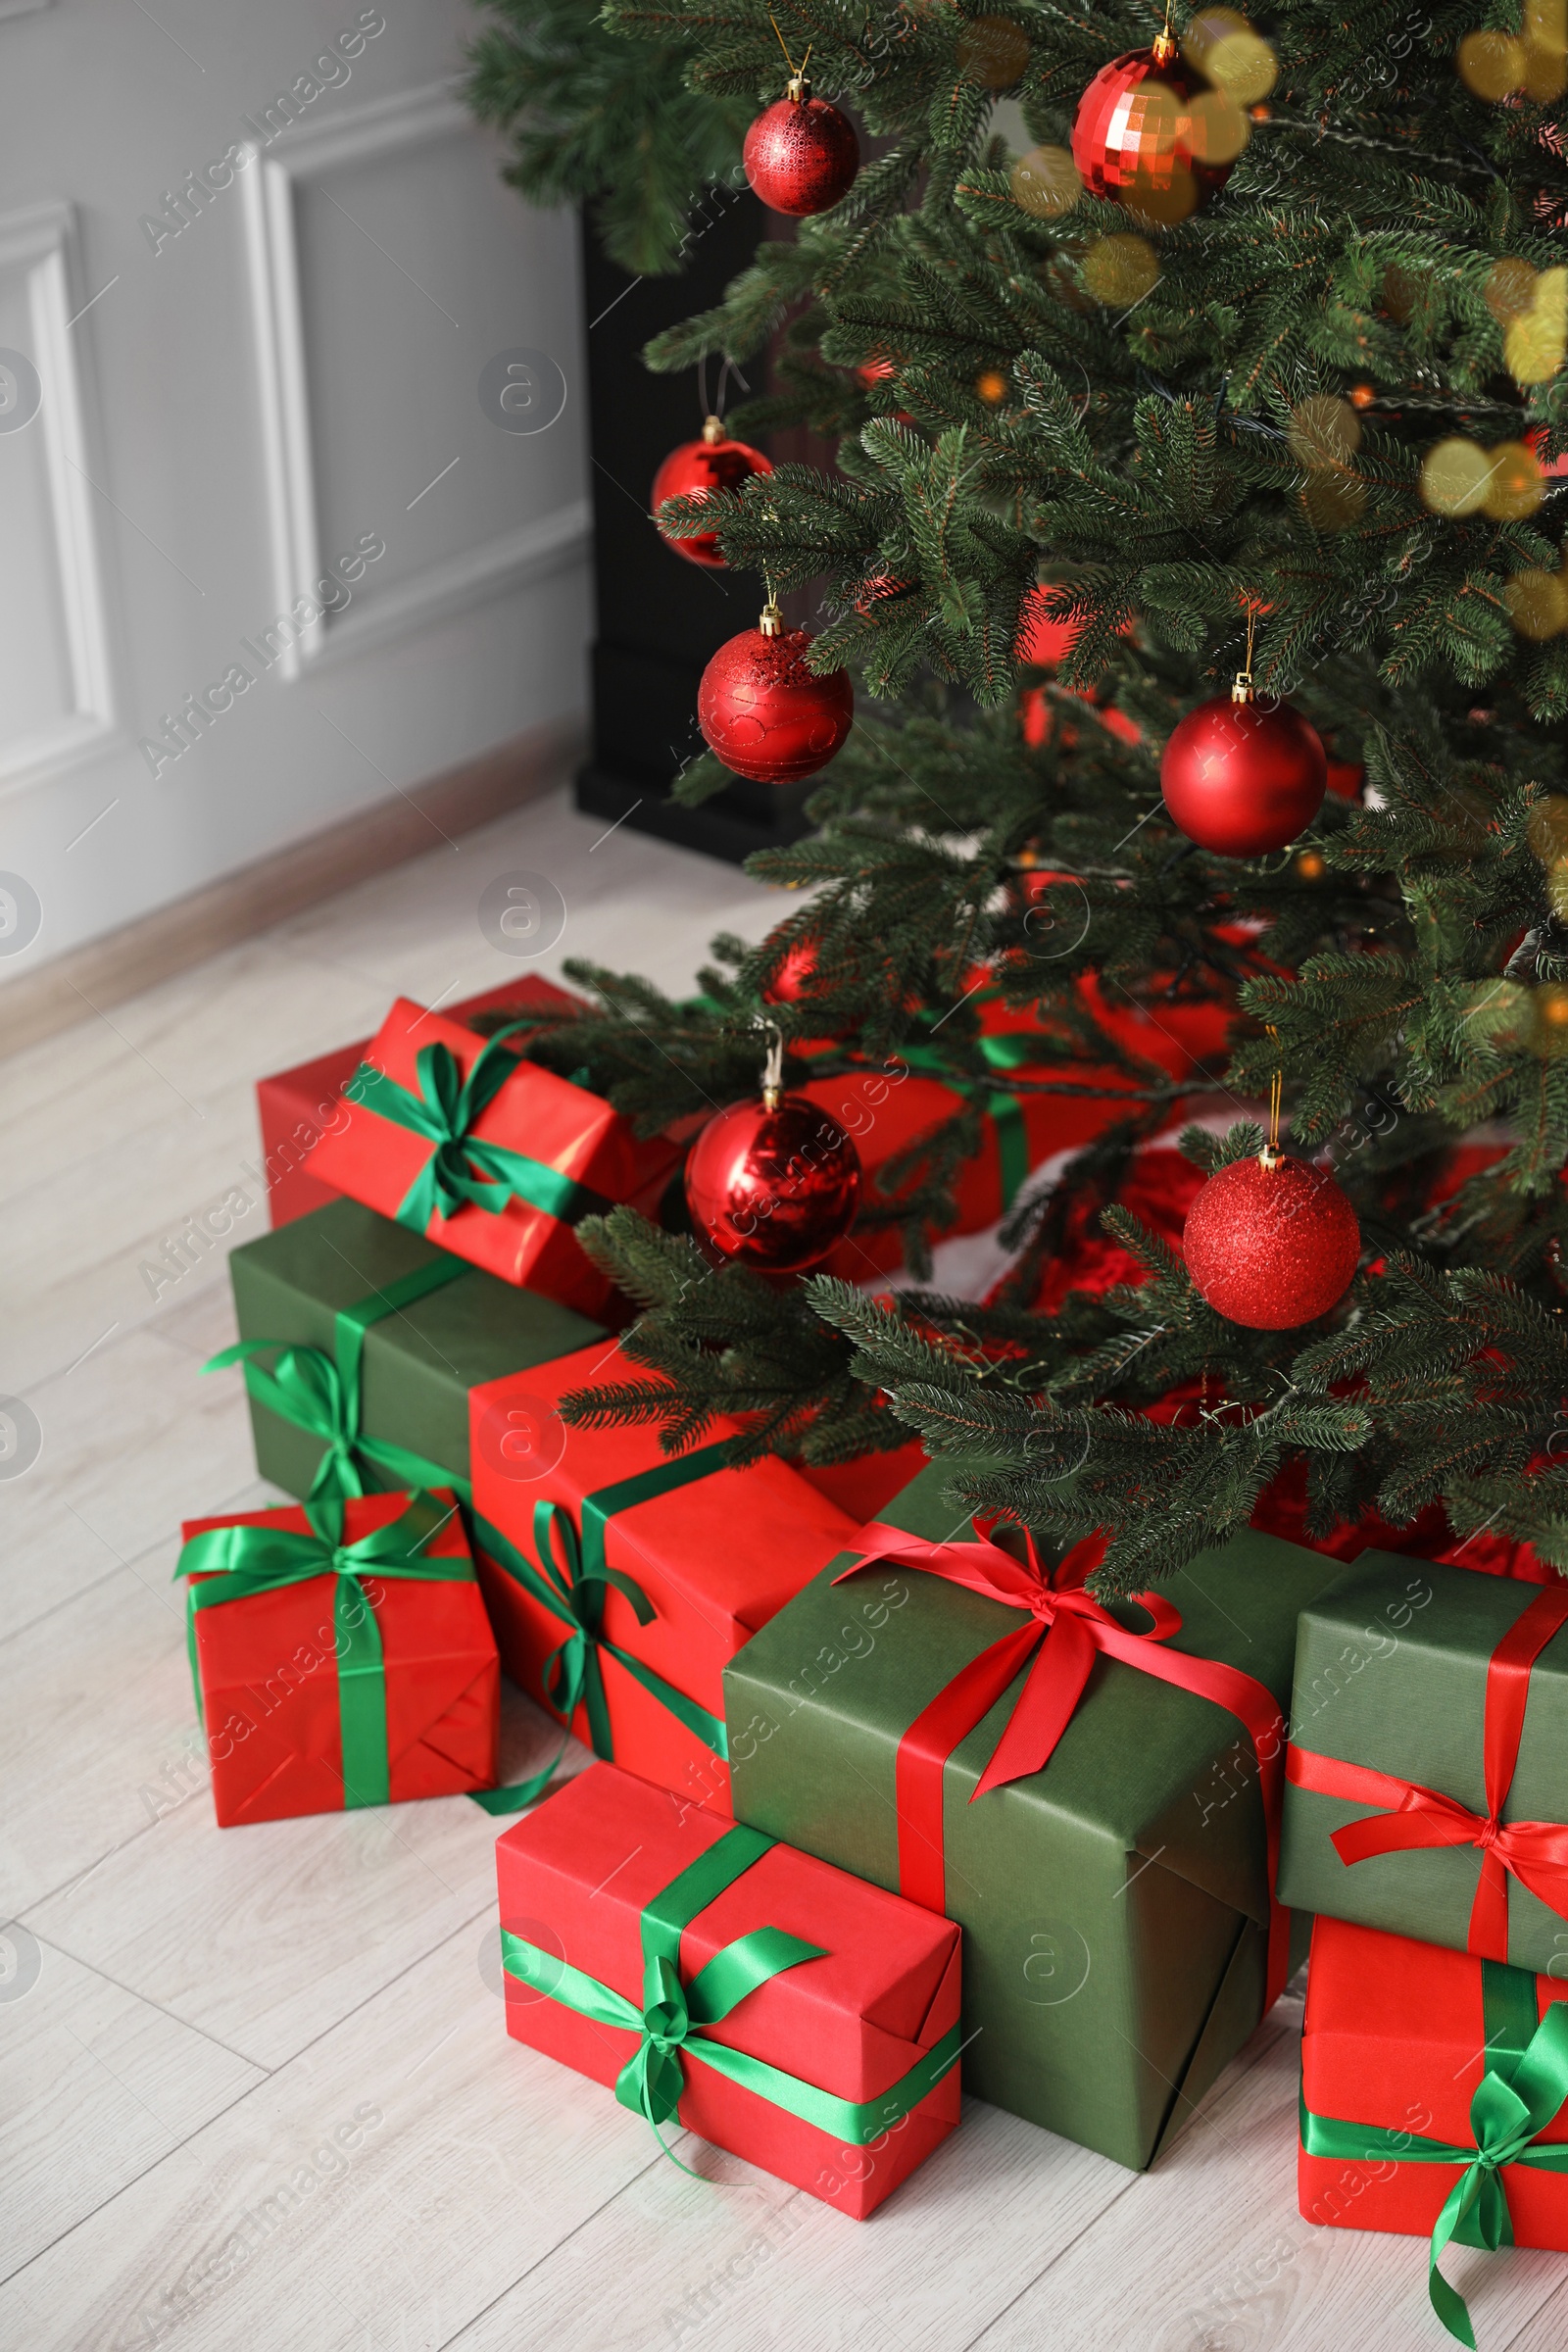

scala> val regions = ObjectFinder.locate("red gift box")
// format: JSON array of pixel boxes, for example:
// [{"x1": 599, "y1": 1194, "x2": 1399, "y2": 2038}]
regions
[
  {"x1": 468, "y1": 1342, "x2": 860, "y2": 1808},
  {"x1": 496, "y1": 1761, "x2": 961, "y2": 2215},
  {"x1": 808, "y1": 976, "x2": 1227, "y2": 1281},
  {"x1": 310, "y1": 997, "x2": 677, "y2": 1312},
  {"x1": 255, "y1": 979, "x2": 583, "y2": 1230},
  {"x1": 179, "y1": 1489, "x2": 499, "y2": 1827},
  {"x1": 1299, "y1": 1915, "x2": 1568, "y2": 2340}
]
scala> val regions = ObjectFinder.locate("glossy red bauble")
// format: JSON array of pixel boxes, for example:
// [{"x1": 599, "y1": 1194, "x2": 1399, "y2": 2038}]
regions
[
  {"x1": 1183, "y1": 1152, "x2": 1360, "y2": 1329},
  {"x1": 698, "y1": 623, "x2": 854, "y2": 785},
  {"x1": 1071, "y1": 45, "x2": 1237, "y2": 218},
  {"x1": 684, "y1": 1093, "x2": 861, "y2": 1270},
  {"x1": 744, "y1": 93, "x2": 859, "y2": 216},
  {"x1": 1160, "y1": 693, "x2": 1327, "y2": 856},
  {"x1": 651, "y1": 421, "x2": 772, "y2": 567}
]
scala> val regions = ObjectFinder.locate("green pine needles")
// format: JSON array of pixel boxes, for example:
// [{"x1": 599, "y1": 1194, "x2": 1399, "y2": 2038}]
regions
[{"x1": 468, "y1": 0, "x2": 1568, "y2": 1594}]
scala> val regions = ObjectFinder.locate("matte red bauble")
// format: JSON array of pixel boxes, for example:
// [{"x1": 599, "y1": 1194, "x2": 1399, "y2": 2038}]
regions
[
  {"x1": 1017, "y1": 589, "x2": 1084, "y2": 667},
  {"x1": 685, "y1": 1067, "x2": 860, "y2": 1271},
  {"x1": 651, "y1": 416, "x2": 773, "y2": 567},
  {"x1": 744, "y1": 78, "x2": 859, "y2": 216},
  {"x1": 698, "y1": 603, "x2": 854, "y2": 784},
  {"x1": 1071, "y1": 37, "x2": 1237, "y2": 219},
  {"x1": 1183, "y1": 1149, "x2": 1360, "y2": 1329},
  {"x1": 1160, "y1": 682, "x2": 1327, "y2": 856}
]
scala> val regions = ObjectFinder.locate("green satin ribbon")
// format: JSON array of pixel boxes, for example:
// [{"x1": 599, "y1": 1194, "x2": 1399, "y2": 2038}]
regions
[
  {"x1": 205, "y1": 1280, "x2": 730, "y2": 1814},
  {"x1": 501, "y1": 1820, "x2": 963, "y2": 2171},
  {"x1": 344, "y1": 1022, "x2": 611, "y2": 1236},
  {"x1": 206, "y1": 1253, "x2": 470, "y2": 1500},
  {"x1": 900, "y1": 1028, "x2": 1030, "y2": 1208},
  {"x1": 1299, "y1": 1968, "x2": 1568, "y2": 2349},
  {"x1": 176, "y1": 1489, "x2": 471, "y2": 1808}
]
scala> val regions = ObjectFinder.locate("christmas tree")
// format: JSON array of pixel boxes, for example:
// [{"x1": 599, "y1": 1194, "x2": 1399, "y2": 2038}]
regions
[{"x1": 466, "y1": 0, "x2": 1568, "y2": 1595}]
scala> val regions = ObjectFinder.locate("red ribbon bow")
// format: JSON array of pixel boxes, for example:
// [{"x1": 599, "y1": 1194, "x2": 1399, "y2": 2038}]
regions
[
  {"x1": 1288, "y1": 1583, "x2": 1568, "y2": 1962},
  {"x1": 837, "y1": 1519, "x2": 1291, "y2": 2001}
]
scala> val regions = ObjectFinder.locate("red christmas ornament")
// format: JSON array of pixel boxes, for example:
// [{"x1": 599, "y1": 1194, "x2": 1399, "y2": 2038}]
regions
[
  {"x1": 763, "y1": 939, "x2": 826, "y2": 1004},
  {"x1": 651, "y1": 416, "x2": 772, "y2": 568},
  {"x1": 1071, "y1": 33, "x2": 1237, "y2": 220},
  {"x1": 1018, "y1": 589, "x2": 1084, "y2": 668},
  {"x1": 744, "y1": 71, "x2": 859, "y2": 217},
  {"x1": 1160, "y1": 673, "x2": 1327, "y2": 856},
  {"x1": 685, "y1": 1030, "x2": 860, "y2": 1270},
  {"x1": 698, "y1": 599, "x2": 854, "y2": 784},
  {"x1": 1183, "y1": 1148, "x2": 1360, "y2": 1329}
]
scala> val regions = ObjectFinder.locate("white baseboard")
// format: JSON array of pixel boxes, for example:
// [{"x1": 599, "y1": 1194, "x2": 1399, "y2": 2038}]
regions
[{"x1": 0, "y1": 719, "x2": 582, "y2": 1058}]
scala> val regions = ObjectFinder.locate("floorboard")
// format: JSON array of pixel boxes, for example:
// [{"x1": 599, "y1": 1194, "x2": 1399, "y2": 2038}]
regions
[{"x1": 5, "y1": 779, "x2": 1562, "y2": 2350}]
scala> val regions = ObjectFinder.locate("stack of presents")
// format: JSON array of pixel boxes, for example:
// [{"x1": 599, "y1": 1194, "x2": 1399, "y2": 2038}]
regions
[{"x1": 178, "y1": 980, "x2": 1568, "y2": 2335}]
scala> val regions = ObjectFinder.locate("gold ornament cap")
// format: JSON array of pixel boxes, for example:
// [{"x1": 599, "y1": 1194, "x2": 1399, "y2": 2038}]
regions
[
  {"x1": 702, "y1": 414, "x2": 724, "y2": 445},
  {"x1": 759, "y1": 596, "x2": 785, "y2": 638},
  {"x1": 786, "y1": 69, "x2": 810, "y2": 101}
]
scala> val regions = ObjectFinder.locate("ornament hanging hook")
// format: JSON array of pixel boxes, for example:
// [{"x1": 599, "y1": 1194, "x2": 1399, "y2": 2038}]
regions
[
  {"x1": 754, "y1": 1017, "x2": 786, "y2": 1108},
  {"x1": 1233, "y1": 605, "x2": 1257, "y2": 706},
  {"x1": 1152, "y1": 0, "x2": 1177, "y2": 65},
  {"x1": 769, "y1": 12, "x2": 812, "y2": 97},
  {"x1": 1263, "y1": 1023, "x2": 1283, "y2": 1168},
  {"x1": 760, "y1": 564, "x2": 784, "y2": 636}
]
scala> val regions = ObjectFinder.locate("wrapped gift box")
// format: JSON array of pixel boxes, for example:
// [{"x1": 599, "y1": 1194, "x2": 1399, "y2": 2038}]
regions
[
  {"x1": 1279, "y1": 1557, "x2": 1568, "y2": 1972},
  {"x1": 179, "y1": 1488, "x2": 499, "y2": 1826},
  {"x1": 722, "y1": 1460, "x2": 1351, "y2": 2170},
  {"x1": 496, "y1": 1760, "x2": 961, "y2": 2215},
  {"x1": 1299, "y1": 1915, "x2": 1568, "y2": 2344},
  {"x1": 220, "y1": 1196, "x2": 604, "y2": 1506},
  {"x1": 309, "y1": 996, "x2": 680, "y2": 1311},
  {"x1": 469, "y1": 1344, "x2": 862, "y2": 1808},
  {"x1": 256, "y1": 979, "x2": 582, "y2": 1230},
  {"x1": 808, "y1": 975, "x2": 1227, "y2": 1281}
]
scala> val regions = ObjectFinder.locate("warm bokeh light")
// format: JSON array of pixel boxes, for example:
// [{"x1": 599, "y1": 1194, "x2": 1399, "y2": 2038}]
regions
[
  {"x1": 1010, "y1": 144, "x2": 1083, "y2": 218},
  {"x1": 1189, "y1": 88, "x2": 1251, "y2": 165},
  {"x1": 1296, "y1": 850, "x2": 1327, "y2": 880},
  {"x1": 1458, "y1": 27, "x2": 1529, "y2": 97},
  {"x1": 1122, "y1": 162, "x2": 1200, "y2": 228},
  {"x1": 1082, "y1": 232, "x2": 1161, "y2": 305},
  {"x1": 1421, "y1": 436, "x2": 1494, "y2": 514},
  {"x1": 1289, "y1": 394, "x2": 1362, "y2": 468},
  {"x1": 1529, "y1": 797, "x2": 1568, "y2": 919},
  {"x1": 1204, "y1": 24, "x2": 1279, "y2": 101},
  {"x1": 1507, "y1": 568, "x2": 1568, "y2": 639},
  {"x1": 975, "y1": 368, "x2": 1009, "y2": 404},
  {"x1": 1505, "y1": 267, "x2": 1567, "y2": 385},
  {"x1": 1536, "y1": 983, "x2": 1568, "y2": 1052},
  {"x1": 1481, "y1": 440, "x2": 1544, "y2": 518},
  {"x1": 1485, "y1": 257, "x2": 1539, "y2": 327},
  {"x1": 956, "y1": 14, "x2": 1031, "y2": 86},
  {"x1": 1348, "y1": 383, "x2": 1376, "y2": 410},
  {"x1": 1301, "y1": 471, "x2": 1367, "y2": 531}
]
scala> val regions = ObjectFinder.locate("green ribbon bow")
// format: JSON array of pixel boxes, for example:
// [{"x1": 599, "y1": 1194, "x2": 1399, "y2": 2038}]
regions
[
  {"x1": 206, "y1": 1254, "x2": 470, "y2": 1501},
  {"x1": 1300, "y1": 1964, "x2": 1568, "y2": 2348},
  {"x1": 501, "y1": 1820, "x2": 963, "y2": 2174},
  {"x1": 205, "y1": 1277, "x2": 730, "y2": 1816},
  {"x1": 467, "y1": 1446, "x2": 736, "y2": 1814},
  {"x1": 344, "y1": 1022, "x2": 612, "y2": 1236},
  {"x1": 176, "y1": 1489, "x2": 472, "y2": 1808}
]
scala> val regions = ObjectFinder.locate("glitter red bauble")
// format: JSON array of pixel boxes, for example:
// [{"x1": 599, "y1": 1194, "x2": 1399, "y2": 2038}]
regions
[
  {"x1": 1183, "y1": 1153, "x2": 1360, "y2": 1329},
  {"x1": 651, "y1": 427, "x2": 772, "y2": 567},
  {"x1": 684, "y1": 1093, "x2": 861, "y2": 1270},
  {"x1": 1160, "y1": 695, "x2": 1327, "y2": 856},
  {"x1": 1071, "y1": 47, "x2": 1236, "y2": 217},
  {"x1": 744, "y1": 95, "x2": 859, "y2": 216},
  {"x1": 698, "y1": 625, "x2": 854, "y2": 784}
]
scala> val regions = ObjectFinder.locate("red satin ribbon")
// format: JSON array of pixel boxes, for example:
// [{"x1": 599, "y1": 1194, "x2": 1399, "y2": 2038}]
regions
[
  {"x1": 837, "y1": 1522, "x2": 1293, "y2": 2002},
  {"x1": 1288, "y1": 1582, "x2": 1568, "y2": 1961}
]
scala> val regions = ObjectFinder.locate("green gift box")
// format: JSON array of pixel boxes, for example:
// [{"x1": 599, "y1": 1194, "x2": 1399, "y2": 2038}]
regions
[
  {"x1": 220, "y1": 1198, "x2": 605, "y2": 1504},
  {"x1": 723, "y1": 1461, "x2": 1347, "y2": 2171},
  {"x1": 1278, "y1": 1555, "x2": 1568, "y2": 1972}
]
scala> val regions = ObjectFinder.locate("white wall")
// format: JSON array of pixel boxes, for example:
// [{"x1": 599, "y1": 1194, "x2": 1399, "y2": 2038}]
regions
[{"x1": 0, "y1": 0, "x2": 590, "y2": 979}]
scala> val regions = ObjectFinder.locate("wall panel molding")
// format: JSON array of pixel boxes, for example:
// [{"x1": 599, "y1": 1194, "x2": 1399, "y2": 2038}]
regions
[
  {"x1": 240, "y1": 82, "x2": 590, "y2": 681},
  {"x1": 0, "y1": 199, "x2": 120, "y2": 796}
]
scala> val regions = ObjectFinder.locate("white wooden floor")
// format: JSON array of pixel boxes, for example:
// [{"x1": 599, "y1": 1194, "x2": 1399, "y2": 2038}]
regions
[{"x1": 4, "y1": 781, "x2": 1565, "y2": 2352}]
